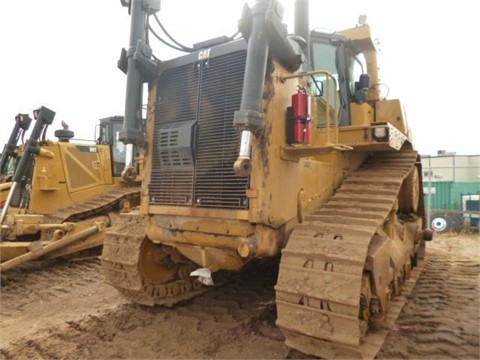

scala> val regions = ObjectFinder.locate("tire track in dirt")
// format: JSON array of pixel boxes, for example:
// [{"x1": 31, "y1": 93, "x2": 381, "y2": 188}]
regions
[
  {"x1": 0, "y1": 257, "x2": 126, "y2": 348},
  {"x1": 1, "y1": 259, "x2": 103, "y2": 317},
  {"x1": 1, "y1": 259, "x2": 289, "y2": 360},
  {"x1": 378, "y1": 235, "x2": 479, "y2": 360},
  {"x1": 1, "y1": 235, "x2": 478, "y2": 359}
]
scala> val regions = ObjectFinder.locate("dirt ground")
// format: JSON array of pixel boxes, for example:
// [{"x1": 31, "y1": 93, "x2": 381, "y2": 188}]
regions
[{"x1": 0, "y1": 233, "x2": 479, "y2": 359}]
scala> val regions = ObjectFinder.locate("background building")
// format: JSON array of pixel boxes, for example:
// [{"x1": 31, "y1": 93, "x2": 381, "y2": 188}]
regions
[{"x1": 421, "y1": 152, "x2": 480, "y2": 233}]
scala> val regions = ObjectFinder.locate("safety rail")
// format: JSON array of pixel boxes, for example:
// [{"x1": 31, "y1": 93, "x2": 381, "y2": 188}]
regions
[{"x1": 280, "y1": 69, "x2": 340, "y2": 145}]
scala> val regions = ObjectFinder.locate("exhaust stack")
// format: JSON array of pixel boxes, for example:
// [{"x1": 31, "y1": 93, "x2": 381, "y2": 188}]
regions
[{"x1": 294, "y1": 0, "x2": 309, "y2": 61}]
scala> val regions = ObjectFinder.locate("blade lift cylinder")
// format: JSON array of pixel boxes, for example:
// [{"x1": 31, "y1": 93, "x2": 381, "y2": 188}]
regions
[
  {"x1": 0, "y1": 107, "x2": 55, "y2": 232},
  {"x1": 118, "y1": 0, "x2": 159, "y2": 182}
]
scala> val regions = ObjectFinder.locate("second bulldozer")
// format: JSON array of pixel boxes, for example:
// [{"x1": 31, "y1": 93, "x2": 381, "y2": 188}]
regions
[{"x1": 0, "y1": 107, "x2": 140, "y2": 271}]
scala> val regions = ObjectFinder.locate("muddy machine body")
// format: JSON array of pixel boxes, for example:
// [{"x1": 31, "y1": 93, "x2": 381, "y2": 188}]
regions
[{"x1": 102, "y1": 0, "x2": 431, "y2": 358}]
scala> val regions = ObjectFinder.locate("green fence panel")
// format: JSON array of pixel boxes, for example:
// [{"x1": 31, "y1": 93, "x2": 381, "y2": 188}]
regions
[{"x1": 423, "y1": 181, "x2": 480, "y2": 210}]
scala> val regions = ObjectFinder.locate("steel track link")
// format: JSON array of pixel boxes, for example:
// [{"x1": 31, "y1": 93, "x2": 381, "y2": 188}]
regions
[
  {"x1": 101, "y1": 213, "x2": 212, "y2": 307},
  {"x1": 43, "y1": 186, "x2": 140, "y2": 224},
  {"x1": 275, "y1": 149, "x2": 423, "y2": 359}
]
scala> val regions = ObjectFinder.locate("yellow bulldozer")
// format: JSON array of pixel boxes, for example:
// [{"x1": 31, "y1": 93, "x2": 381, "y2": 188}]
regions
[
  {"x1": 0, "y1": 106, "x2": 140, "y2": 271},
  {"x1": 101, "y1": 0, "x2": 432, "y2": 358}
]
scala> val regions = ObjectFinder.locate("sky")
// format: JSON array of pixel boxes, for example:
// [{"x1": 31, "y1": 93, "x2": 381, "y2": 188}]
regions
[{"x1": 0, "y1": 0, "x2": 478, "y2": 156}]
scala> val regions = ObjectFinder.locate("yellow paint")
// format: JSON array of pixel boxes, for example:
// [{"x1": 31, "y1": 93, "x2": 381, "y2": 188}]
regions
[
  {"x1": 24, "y1": 141, "x2": 126, "y2": 214},
  {"x1": 140, "y1": 24, "x2": 414, "y2": 271}
]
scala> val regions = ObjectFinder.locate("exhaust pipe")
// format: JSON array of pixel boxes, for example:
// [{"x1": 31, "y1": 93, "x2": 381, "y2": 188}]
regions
[{"x1": 294, "y1": 0, "x2": 309, "y2": 61}]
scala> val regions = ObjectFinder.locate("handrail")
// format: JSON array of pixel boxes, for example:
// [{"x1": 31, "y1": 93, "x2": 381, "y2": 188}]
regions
[{"x1": 280, "y1": 69, "x2": 340, "y2": 145}]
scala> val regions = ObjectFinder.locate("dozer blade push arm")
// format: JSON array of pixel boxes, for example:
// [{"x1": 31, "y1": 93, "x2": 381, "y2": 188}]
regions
[
  {"x1": 0, "y1": 217, "x2": 108, "y2": 272},
  {"x1": 0, "y1": 107, "x2": 55, "y2": 228},
  {"x1": 0, "y1": 114, "x2": 32, "y2": 181}
]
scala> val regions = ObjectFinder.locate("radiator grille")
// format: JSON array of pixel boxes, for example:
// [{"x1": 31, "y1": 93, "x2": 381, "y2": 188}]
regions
[
  {"x1": 194, "y1": 53, "x2": 248, "y2": 208},
  {"x1": 149, "y1": 49, "x2": 249, "y2": 209}
]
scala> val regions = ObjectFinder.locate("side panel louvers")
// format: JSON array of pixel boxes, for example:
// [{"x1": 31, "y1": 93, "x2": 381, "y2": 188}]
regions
[
  {"x1": 150, "y1": 63, "x2": 198, "y2": 206},
  {"x1": 158, "y1": 121, "x2": 196, "y2": 169}
]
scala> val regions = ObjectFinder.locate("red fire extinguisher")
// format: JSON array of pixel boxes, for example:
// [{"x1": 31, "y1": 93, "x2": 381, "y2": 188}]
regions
[{"x1": 291, "y1": 87, "x2": 311, "y2": 144}]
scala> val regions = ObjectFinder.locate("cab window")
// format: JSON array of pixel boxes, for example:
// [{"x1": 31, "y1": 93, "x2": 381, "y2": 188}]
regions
[
  {"x1": 111, "y1": 122, "x2": 126, "y2": 176},
  {"x1": 310, "y1": 35, "x2": 351, "y2": 127}
]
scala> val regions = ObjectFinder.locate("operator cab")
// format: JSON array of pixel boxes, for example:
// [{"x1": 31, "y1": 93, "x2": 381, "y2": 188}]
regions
[
  {"x1": 1, "y1": 156, "x2": 16, "y2": 183},
  {"x1": 309, "y1": 31, "x2": 369, "y2": 127},
  {"x1": 97, "y1": 116, "x2": 126, "y2": 176}
]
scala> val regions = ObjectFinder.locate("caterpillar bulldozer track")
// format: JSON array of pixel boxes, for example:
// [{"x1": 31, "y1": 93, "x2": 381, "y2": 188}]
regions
[
  {"x1": 276, "y1": 150, "x2": 425, "y2": 358},
  {"x1": 102, "y1": 0, "x2": 433, "y2": 358},
  {"x1": 0, "y1": 108, "x2": 140, "y2": 272}
]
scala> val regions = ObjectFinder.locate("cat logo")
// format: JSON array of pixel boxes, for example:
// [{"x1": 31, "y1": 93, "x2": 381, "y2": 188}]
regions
[
  {"x1": 76, "y1": 145, "x2": 98, "y2": 153},
  {"x1": 198, "y1": 48, "x2": 211, "y2": 60}
]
